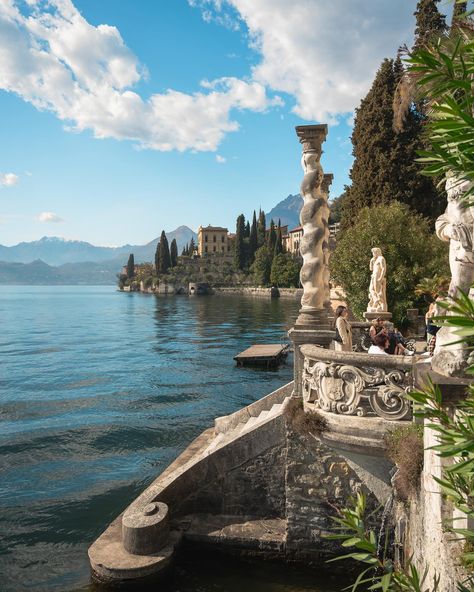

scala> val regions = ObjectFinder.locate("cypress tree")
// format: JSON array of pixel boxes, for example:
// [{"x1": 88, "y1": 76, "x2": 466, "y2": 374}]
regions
[
  {"x1": 413, "y1": 0, "x2": 447, "y2": 49},
  {"x1": 245, "y1": 220, "x2": 250, "y2": 238},
  {"x1": 189, "y1": 237, "x2": 195, "y2": 255},
  {"x1": 392, "y1": 56, "x2": 445, "y2": 221},
  {"x1": 155, "y1": 241, "x2": 161, "y2": 272},
  {"x1": 248, "y1": 210, "x2": 258, "y2": 265},
  {"x1": 181, "y1": 243, "x2": 188, "y2": 257},
  {"x1": 157, "y1": 230, "x2": 171, "y2": 274},
  {"x1": 170, "y1": 238, "x2": 178, "y2": 267},
  {"x1": 452, "y1": 1, "x2": 467, "y2": 24},
  {"x1": 126, "y1": 253, "x2": 135, "y2": 279},
  {"x1": 268, "y1": 219, "x2": 277, "y2": 253},
  {"x1": 257, "y1": 209, "x2": 266, "y2": 247},
  {"x1": 234, "y1": 214, "x2": 246, "y2": 270},
  {"x1": 274, "y1": 223, "x2": 283, "y2": 256}
]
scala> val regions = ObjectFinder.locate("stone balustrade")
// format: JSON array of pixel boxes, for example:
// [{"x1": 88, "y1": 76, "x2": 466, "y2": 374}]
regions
[{"x1": 300, "y1": 345, "x2": 414, "y2": 421}]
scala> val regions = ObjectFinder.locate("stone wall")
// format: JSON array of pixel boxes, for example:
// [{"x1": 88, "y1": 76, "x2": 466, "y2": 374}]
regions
[
  {"x1": 172, "y1": 440, "x2": 287, "y2": 519},
  {"x1": 284, "y1": 428, "x2": 389, "y2": 564},
  {"x1": 394, "y1": 421, "x2": 468, "y2": 591}
]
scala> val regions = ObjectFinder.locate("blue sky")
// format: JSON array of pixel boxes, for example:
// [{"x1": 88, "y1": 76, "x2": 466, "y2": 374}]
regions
[{"x1": 0, "y1": 0, "x2": 453, "y2": 246}]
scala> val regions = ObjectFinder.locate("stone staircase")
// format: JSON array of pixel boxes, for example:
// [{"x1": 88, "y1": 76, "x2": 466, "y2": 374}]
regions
[{"x1": 205, "y1": 395, "x2": 290, "y2": 455}]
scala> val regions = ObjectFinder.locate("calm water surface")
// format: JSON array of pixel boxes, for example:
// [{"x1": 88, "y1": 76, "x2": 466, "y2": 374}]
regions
[{"x1": 0, "y1": 286, "x2": 340, "y2": 592}]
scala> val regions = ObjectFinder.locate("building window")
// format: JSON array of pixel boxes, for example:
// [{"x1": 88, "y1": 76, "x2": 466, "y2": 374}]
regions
[
  {"x1": 221, "y1": 236, "x2": 224, "y2": 243},
  {"x1": 213, "y1": 235, "x2": 216, "y2": 243},
  {"x1": 227, "y1": 246, "x2": 230, "y2": 252},
  {"x1": 205, "y1": 235, "x2": 208, "y2": 243},
  {"x1": 221, "y1": 246, "x2": 224, "y2": 252},
  {"x1": 213, "y1": 245, "x2": 216, "y2": 252},
  {"x1": 205, "y1": 246, "x2": 208, "y2": 253}
]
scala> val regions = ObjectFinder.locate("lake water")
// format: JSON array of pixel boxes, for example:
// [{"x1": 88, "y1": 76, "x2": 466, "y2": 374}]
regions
[{"x1": 0, "y1": 286, "x2": 342, "y2": 592}]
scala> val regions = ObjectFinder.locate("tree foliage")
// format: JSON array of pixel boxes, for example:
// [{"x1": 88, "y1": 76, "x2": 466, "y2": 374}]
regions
[
  {"x1": 234, "y1": 214, "x2": 246, "y2": 270},
  {"x1": 170, "y1": 238, "x2": 178, "y2": 268},
  {"x1": 156, "y1": 230, "x2": 171, "y2": 275},
  {"x1": 331, "y1": 202, "x2": 448, "y2": 322},
  {"x1": 126, "y1": 253, "x2": 135, "y2": 279},
  {"x1": 413, "y1": 0, "x2": 447, "y2": 49},
  {"x1": 257, "y1": 209, "x2": 266, "y2": 247},
  {"x1": 248, "y1": 210, "x2": 258, "y2": 266},
  {"x1": 270, "y1": 253, "x2": 300, "y2": 287},
  {"x1": 250, "y1": 245, "x2": 272, "y2": 286}
]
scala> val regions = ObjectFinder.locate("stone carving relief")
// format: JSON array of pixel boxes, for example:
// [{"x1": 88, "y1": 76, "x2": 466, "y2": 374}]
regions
[{"x1": 302, "y1": 357, "x2": 412, "y2": 421}]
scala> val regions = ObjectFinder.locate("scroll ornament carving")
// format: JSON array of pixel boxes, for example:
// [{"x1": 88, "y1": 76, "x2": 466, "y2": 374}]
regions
[{"x1": 302, "y1": 358, "x2": 411, "y2": 421}]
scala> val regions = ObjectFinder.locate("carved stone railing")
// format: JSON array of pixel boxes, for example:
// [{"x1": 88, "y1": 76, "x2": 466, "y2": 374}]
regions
[{"x1": 300, "y1": 345, "x2": 415, "y2": 421}]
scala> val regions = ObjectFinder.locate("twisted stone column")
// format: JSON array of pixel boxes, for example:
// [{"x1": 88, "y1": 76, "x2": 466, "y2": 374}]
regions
[
  {"x1": 295, "y1": 125, "x2": 330, "y2": 329},
  {"x1": 321, "y1": 173, "x2": 333, "y2": 315}
]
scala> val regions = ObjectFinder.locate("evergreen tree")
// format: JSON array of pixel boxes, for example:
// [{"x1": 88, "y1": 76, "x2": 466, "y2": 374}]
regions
[
  {"x1": 391, "y1": 56, "x2": 445, "y2": 222},
  {"x1": 341, "y1": 59, "x2": 397, "y2": 227},
  {"x1": 413, "y1": 0, "x2": 447, "y2": 49},
  {"x1": 257, "y1": 209, "x2": 266, "y2": 247},
  {"x1": 181, "y1": 243, "x2": 188, "y2": 257},
  {"x1": 155, "y1": 241, "x2": 161, "y2": 272},
  {"x1": 234, "y1": 214, "x2": 246, "y2": 270},
  {"x1": 189, "y1": 237, "x2": 195, "y2": 255},
  {"x1": 157, "y1": 230, "x2": 171, "y2": 274},
  {"x1": 268, "y1": 219, "x2": 276, "y2": 253},
  {"x1": 248, "y1": 210, "x2": 258, "y2": 265},
  {"x1": 342, "y1": 55, "x2": 445, "y2": 227},
  {"x1": 452, "y1": 1, "x2": 467, "y2": 24},
  {"x1": 126, "y1": 253, "x2": 135, "y2": 279},
  {"x1": 250, "y1": 245, "x2": 272, "y2": 286},
  {"x1": 245, "y1": 220, "x2": 250, "y2": 238},
  {"x1": 170, "y1": 238, "x2": 178, "y2": 267},
  {"x1": 274, "y1": 221, "x2": 283, "y2": 256}
]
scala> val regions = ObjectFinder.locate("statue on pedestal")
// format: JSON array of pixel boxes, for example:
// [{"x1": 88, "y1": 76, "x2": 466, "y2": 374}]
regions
[
  {"x1": 431, "y1": 176, "x2": 474, "y2": 376},
  {"x1": 367, "y1": 248, "x2": 388, "y2": 313}
]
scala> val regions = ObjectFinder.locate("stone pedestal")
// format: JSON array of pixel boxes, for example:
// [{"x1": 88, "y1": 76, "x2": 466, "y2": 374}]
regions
[
  {"x1": 363, "y1": 311, "x2": 392, "y2": 322},
  {"x1": 289, "y1": 328, "x2": 334, "y2": 398}
]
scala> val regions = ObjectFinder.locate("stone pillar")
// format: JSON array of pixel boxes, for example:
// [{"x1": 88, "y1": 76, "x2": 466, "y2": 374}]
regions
[
  {"x1": 321, "y1": 173, "x2": 333, "y2": 319},
  {"x1": 289, "y1": 125, "x2": 334, "y2": 397}
]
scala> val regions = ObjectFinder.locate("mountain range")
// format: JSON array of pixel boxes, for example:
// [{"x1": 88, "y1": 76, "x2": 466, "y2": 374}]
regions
[
  {"x1": 0, "y1": 194, "x2": 303, "y2": 284},
  {"x1": 0, "y1": 225, "x2": 197, "y2": 267}
]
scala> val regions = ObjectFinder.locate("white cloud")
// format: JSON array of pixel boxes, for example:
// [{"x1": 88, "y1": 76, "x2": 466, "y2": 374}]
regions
[
  {"x1": 0, "y1": 0, "x2": 279, "y2": 152},
  {"x1": 0, "y1": 172, "x2": 19, "y2": 186},
  {"x1": 38, "y1": 212, "x2": 65, "y2": 223},
  {"x1": 191, "y1": 0, "x2": 417, "y2": 123},
  {"x1": 216, "y1": 154, "x2": 226, "y2": 163}
]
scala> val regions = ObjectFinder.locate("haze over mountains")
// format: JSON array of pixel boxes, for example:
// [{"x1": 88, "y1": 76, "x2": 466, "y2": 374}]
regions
[
  {"x1": 0, "y1": 194, "x2": 303, "y2": 284},
  {"x1": 0, "y1": 226, "x2": 197, "y2": 266}
]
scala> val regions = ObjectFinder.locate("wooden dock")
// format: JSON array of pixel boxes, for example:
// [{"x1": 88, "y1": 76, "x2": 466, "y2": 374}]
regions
[{"x1": 234, "y1": 344, "x2": 289, "y2": 368}]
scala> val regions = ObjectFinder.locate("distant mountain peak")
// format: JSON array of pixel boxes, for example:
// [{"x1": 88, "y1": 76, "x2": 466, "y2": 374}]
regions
[{"x1": 266, "y1": 193, "x2": 302, "y2": 231}]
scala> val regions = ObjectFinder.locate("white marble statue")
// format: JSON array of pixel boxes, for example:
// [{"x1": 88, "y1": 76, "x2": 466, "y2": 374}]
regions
[
  {"x1": 367, "y1": 248, "x2": 388, "y2": 313},
  {"x1": 431, "y1": 175, "x2": 474, "y2": 376}
]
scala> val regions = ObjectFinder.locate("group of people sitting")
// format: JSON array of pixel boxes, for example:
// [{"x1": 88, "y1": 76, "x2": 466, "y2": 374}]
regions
[{"x1": 333, "y1": 306, "x2": 415, "y2": 356}]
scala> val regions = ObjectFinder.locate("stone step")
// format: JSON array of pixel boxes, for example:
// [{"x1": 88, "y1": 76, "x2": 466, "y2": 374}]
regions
[{"x1": 174, "y1": 513, "x2": 286, "y2": 551}]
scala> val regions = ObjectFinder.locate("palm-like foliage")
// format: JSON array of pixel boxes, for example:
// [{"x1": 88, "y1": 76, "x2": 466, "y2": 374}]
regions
[{"x1": 404, "y1": 11, "x2": 474, "y2": 202}]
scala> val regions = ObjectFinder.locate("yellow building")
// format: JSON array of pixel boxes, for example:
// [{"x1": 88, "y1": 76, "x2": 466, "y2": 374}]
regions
[
  {"x1": 283, "y1": 226, "x2": 303, "y2": 255},
  {"x1": 198, "y1": 225, "x2": 232, "y2": 256}
]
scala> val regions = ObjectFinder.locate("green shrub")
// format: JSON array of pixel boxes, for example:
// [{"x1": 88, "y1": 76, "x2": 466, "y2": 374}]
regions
[{"x1": 331, "y1": 202, "x2": 449, "y2": 322}]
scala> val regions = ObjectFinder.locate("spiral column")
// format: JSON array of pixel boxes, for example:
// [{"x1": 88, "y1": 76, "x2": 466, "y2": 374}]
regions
[
  {"x1": 289, "y1": 125, "x2": 334, "y2": 398},
  {"x1": 294, "y1": 125, "x2": 331, "y2": 328}
]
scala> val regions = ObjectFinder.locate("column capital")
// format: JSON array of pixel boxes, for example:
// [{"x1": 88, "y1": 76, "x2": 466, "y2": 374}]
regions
[{"x1": 295, "y1": 124, "x2": 328, "y2": 153}]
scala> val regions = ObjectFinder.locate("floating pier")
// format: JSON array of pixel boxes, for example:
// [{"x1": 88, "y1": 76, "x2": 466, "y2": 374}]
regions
[{"x1": 234, "y1": 344, "x2": 289, "y2": 368}]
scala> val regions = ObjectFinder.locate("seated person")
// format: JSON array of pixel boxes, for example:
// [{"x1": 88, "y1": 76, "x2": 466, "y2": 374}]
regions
[
  {"x1": 369, "y1": 317, "x2": 385, "y2": 342},
  {"x1": 368, "y1": 333, "x2": 390, "y2": 355},
  {"x1": 385, "y1": 323, "x2": 414, "y2": 356}
]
